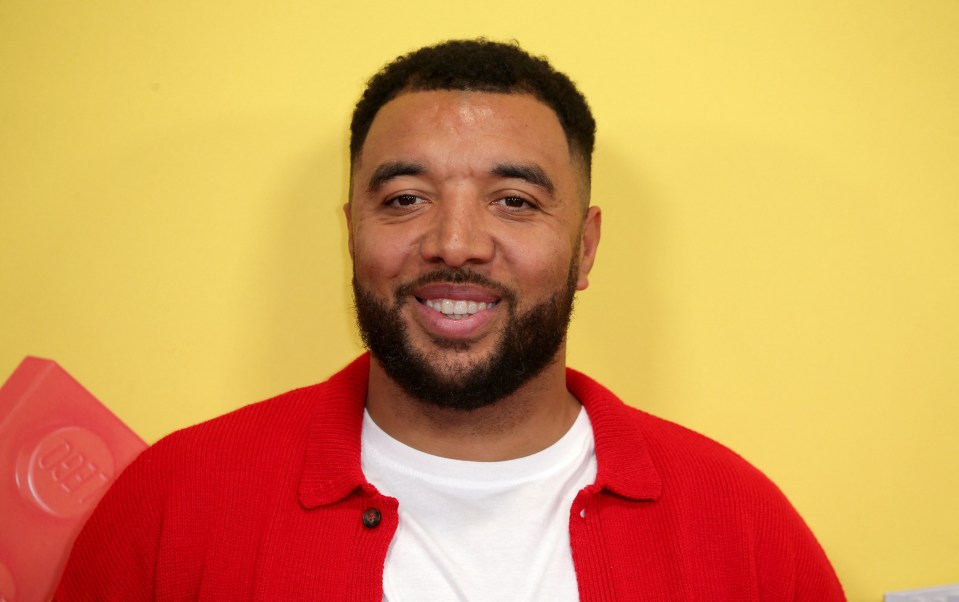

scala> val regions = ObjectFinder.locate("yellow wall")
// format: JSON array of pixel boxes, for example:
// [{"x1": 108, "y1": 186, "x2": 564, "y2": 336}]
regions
[{"x1": 1, "y1": 1, "x2": 956, "y2": 599}]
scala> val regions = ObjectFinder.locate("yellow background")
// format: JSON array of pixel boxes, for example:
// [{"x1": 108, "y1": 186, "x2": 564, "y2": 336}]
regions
[{"x1": 1, "y1": 1, "x2": 957, "y2": 599}]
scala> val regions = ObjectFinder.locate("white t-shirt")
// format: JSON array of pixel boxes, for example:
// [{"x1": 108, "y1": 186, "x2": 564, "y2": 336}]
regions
[{"x1": 360, "y1": 406, "x2": 598, "y2": 602}]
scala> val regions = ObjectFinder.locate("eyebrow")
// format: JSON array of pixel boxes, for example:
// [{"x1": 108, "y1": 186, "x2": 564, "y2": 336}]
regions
[
  {"x1": 491, "y1": 163, "x2": 555, "y2": 195},
  {"x1": 367, "y1": 161, "x2": 426, "y2": 193},
  {"x1": 366, "y1": 160, "x2": 555, "y2": 196}
]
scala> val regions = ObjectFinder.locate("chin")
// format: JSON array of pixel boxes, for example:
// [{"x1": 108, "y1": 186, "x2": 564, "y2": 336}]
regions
[{"x1": 414, "y1": 344, "x2": 496, "y2": 378}]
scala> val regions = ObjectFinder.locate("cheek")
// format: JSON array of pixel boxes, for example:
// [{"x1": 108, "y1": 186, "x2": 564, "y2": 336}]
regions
[
  {"x1": 500, "y1": 230, "x2": 575, "y2": 287},
  {"x1": 352, "y1": 232, "x2": 415, "y2": 288}
]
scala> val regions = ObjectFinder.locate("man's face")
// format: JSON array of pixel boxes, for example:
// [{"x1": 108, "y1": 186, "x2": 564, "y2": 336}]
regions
[{"x1": 347, "y1": 90, "x2": 600, "y2": 409}]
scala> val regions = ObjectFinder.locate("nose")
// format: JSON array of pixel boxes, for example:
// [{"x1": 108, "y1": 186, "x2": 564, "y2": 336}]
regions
[{"x1": 419, "y1": 198, "x2": 495, "y2": 268}]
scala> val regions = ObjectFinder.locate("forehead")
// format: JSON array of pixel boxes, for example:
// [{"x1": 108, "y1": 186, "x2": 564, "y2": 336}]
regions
[{"x1": 353, "y1": 90, "x2": 575, "y2": 179}]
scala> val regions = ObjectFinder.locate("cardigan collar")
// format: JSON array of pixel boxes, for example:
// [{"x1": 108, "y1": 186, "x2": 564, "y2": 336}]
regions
[
  {"x1": 298, "y1": 354, "x2": 662, "y2": 508},
  {"x1": 565, "y1": 367, "x2": 663, "y2": 502}
]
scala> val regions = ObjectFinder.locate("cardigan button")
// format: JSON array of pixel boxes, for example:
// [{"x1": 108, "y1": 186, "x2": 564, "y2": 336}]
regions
[{"x1": 362, "y1": 507, "x2": 382, "y2": 528}]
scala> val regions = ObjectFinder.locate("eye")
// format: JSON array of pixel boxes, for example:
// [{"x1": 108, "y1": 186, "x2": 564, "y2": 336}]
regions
[
  {"x1": 386, "y1": 194, "x2": 427, "y2": 208},
  {"x1": 493, "y1": 196, "x2": 535, "y2": 210}
]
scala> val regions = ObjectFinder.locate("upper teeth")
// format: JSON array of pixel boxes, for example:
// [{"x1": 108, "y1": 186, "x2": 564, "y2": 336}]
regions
[{"x1": 424, "y1": 298, "x2": 495, "y2": 318}]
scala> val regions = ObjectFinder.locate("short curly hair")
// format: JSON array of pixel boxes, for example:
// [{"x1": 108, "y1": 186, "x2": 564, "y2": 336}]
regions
[{"x1": 350, "y1": 39, "x2": 596, "y2": 181}]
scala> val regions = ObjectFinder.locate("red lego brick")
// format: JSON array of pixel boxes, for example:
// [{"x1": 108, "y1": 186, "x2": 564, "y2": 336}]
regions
[{"x1": 0, "y1": 357, "x2": 147, "y2": 602}]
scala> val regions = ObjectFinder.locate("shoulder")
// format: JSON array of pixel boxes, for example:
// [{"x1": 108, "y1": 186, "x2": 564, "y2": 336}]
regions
[
  {"x1": 152, "y1": 382, "x2": 323, "y2": 456},
  {"x1": 57, "y1": 356, "x2": 372, "y2": 598},
  {"x1": 569, "y1": 367, "x2": 797, "y2": 513},
  {"x1": 84, "y1": 381, "x2": 329, "y2": 523},
  {"x1": 629, "y1": 405, "x2": 775, "y2": 490},
  {"x1": 569, "y1": 369, "x2": 844, "y2": 598},
  {"x1": 142, "y1": 354, "x2": 371, "y2": 471},
  {"x1": 122, "y1": 383, "x2": 316, "y2": 483}
]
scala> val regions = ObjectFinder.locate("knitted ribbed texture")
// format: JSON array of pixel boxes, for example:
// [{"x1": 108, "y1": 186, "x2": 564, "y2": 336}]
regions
[{"x1": 55, "y1": 354, "x2": 844, "y2": 600}]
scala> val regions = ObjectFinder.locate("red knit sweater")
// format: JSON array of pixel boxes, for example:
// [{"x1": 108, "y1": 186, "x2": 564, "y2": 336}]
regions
[{"x1": 56, "y1": 354, "x2": 845, "y2": 600}]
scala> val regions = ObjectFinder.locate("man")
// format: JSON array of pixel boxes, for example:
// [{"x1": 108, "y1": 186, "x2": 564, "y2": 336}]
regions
[{"x1": 56, "y1": 40, "x2": 845, "y2": 600}]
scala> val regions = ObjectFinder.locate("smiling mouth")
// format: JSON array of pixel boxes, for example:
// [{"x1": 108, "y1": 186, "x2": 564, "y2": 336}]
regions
[{"x1": 418, "y1": 298, "x2": 500, "y2": 320}]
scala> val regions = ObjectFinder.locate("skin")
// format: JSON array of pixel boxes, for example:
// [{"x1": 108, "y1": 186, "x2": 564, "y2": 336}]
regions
[{"x1": 346, "y1": 90, "x2": 601, "y2": 461}]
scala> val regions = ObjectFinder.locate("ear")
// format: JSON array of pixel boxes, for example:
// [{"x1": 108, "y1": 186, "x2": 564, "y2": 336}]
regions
[
  {"x1": 575, "y1": 206, "x2": 601, "y2": 291},
  {"x1": 343, "y1": 202, "x2": 355, "y2": 260}
]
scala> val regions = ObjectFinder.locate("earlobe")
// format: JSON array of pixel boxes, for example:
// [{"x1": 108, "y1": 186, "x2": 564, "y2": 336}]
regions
[{"x1": 575, "y1": 206, "x2": 602, "y2": 291}]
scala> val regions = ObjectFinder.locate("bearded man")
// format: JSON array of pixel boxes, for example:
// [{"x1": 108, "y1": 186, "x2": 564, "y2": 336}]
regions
[{"x1": 56, "y1": 39, "x2": 845, "y2": 600}]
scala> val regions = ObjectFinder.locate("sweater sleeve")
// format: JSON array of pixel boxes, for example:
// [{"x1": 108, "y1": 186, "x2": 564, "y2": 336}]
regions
[
  {"x1": 628, "y1": 407, "x2": 846, "y2": 600},
  {"x1": 794, "y1": 540, "x2": 846, "y2": 600},
  {"x1": 53, "y1": 441, "x2": 167, "y2": 600},
  {"x1": 751, "y1": 469, "x2": 846, "y2": 600},
  {"x1": 780, "y1": 505, "x2": 846, "y2": 600}
]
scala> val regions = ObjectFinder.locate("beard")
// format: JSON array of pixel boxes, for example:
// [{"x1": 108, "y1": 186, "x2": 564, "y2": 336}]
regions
[{"x1": 353, "y1": 263, "x2": 578, "y2": 412}]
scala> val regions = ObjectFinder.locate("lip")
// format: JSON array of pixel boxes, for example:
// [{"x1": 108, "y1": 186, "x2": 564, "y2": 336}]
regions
[
  {"x1": 412, "y1": 282, "x2": 501, "y2": 304},
  {"x1": 409, "y1": 284, "x2": 501, "y2": 341}
]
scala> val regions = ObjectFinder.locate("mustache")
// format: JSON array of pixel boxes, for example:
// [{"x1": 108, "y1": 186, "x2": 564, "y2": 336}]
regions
[{"x1": 394, "y1": 269, "x2": 518, "y2": 306}]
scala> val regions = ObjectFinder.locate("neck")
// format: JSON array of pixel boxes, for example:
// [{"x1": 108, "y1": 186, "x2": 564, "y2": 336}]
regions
[{"x1": 364, "y1": 351, "x2": 581, "y2": 462}]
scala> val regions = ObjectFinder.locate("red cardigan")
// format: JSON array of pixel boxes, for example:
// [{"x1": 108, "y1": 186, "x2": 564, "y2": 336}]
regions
[{"x1": 56, "y1": 354, "x2": 845, "y2": 600}]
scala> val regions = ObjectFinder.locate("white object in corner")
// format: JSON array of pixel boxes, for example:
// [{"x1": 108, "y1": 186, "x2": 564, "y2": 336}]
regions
[{"x1": 885, "y1": 584, "x2": 959, "y2": 602}]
